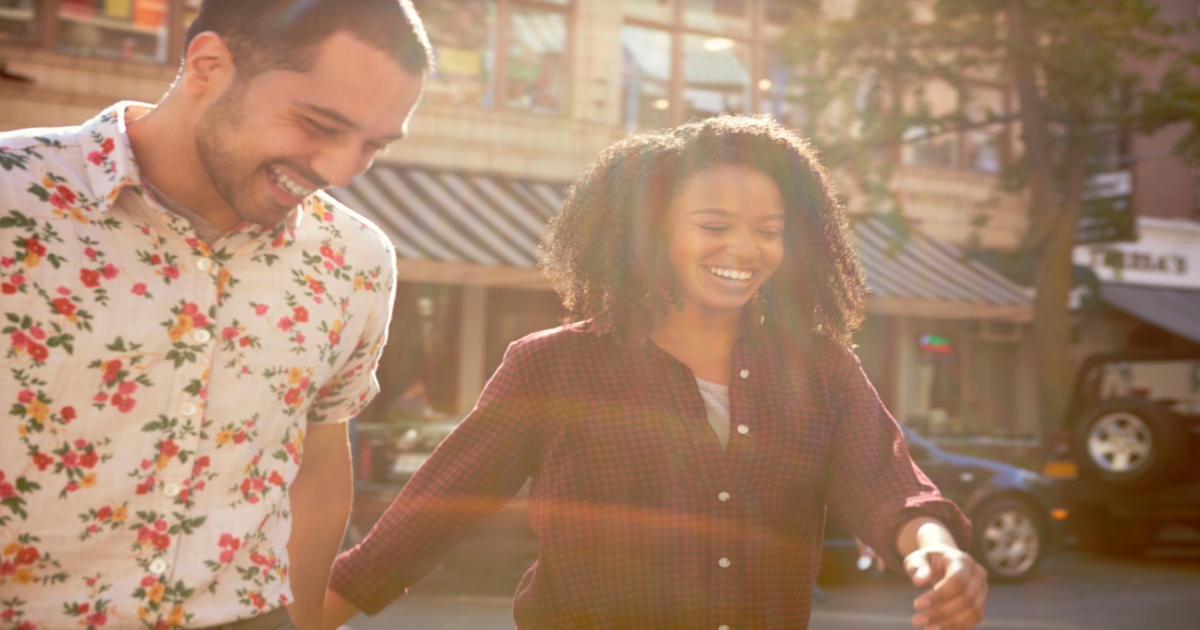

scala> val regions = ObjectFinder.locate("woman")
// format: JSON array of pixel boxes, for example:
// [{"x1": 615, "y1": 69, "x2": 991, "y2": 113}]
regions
[{"x1": 323, "y1": 116, "x2": 987, "y2": 629}]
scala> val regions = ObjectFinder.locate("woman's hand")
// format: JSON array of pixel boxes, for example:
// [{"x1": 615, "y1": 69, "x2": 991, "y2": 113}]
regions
[{"x1": 904, "y1": 543, "x2": 988, "y2": 630}]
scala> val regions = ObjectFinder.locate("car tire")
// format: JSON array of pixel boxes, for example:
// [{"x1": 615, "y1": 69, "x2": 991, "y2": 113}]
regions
[
  {"x1": 970, "y1": 497, "x2": 1044, "y2": 583},
  {"x1": 1073, "y1": 398, "x2": 1186, "y2": 489},
  {"x1": 1075, "y1": 507, "x2": 1157, "y2": 558}
]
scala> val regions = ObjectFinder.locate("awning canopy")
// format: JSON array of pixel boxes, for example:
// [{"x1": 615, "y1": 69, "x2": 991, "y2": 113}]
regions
[
  {"x1": 1101, "y1": 284, "x2": 1200, "y2": 344},
  {"x1": 334, "y1": 164, "x2": 1033, "y2": 320}
]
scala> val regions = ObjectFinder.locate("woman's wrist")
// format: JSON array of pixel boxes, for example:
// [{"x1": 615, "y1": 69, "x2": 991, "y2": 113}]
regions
[{"x1": 897, "y1": 515, "x2": 958, "y2": 558}]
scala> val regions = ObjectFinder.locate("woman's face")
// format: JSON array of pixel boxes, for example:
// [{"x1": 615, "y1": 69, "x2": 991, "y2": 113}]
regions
[{"x1": 663, "y1": 165, "x2": 786, "y2": 317}]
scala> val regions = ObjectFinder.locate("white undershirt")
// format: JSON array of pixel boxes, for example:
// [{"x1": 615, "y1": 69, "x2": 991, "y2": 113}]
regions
[{"x1": 694, "y1": 377, "x2": 731, "y2": 452}]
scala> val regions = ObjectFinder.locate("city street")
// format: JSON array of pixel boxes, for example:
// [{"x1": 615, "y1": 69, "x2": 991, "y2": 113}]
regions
[{"x1": 337, "y1": 548, "x2": 1200, "y2": 630}]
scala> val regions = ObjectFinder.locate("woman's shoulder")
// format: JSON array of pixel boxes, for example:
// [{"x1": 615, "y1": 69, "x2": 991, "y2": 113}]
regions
[{"x1": 506, "y1": 319, "x2": 619, "y2": 362}]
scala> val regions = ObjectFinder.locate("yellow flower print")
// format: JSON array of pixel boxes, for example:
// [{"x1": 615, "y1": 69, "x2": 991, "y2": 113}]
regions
[
  {"x1": 12, "y1": 568, "x2": 34, "y2": 584},
  {"x1": 138, "y1": 606, "x2": 148, "y2": 619},
  {"x1": 217, "y1": 268, "x2": 233, "y2": 295},
  {"x1": 353, "y1": 276, "x2": 365, "y2": 290},
  {"x1": 81, "y1": 472, "x2": 97, "y2": 488},
  {"x1": 23, "y1": 253, "x2": 40, "y2": 268},
  {"x1": 148, "y1": 582, "x2": 166, "y2": 603},
  {"x1": 167, "y1": 604, "x2": 186, "y2": 626},
  {"x1": 27, "y1": 399, "x2": 49, "y2": 424},
  {"x1": 332, "y1": 319, "x2": 344, "y2": 334},
  {"x1": 113, "y1": 506, "x2": 129, "y2": 523},
  {"x1": 17, "y1": 425, "x2": 28, "y2": 437},
  {"x1": 41, "y1": 176, "x2": 55, "y2": 188},
  {"x1": 156, "y1": 454, "x2": 171, "y2": 470},
  {"x1": 286, "y1": 367, "x2": 304, "y2": 385},
  {"x1": 216, "y1": 429, "x2": 234, "y2": 446},
  {"x1": 68, "y1": 206, "x2": 88, "y2": 224},
  {"x1": 168, "y1": 314, "x2": 194, "y2": 342},
  {"x1": 3, "y1": 542, "x2": 20, "y2": 556}
]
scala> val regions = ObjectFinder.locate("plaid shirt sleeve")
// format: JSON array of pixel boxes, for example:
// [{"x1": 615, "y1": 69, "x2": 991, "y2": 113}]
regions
[
  {"x1": 329, "y1": 340, "x2": 541, "y2": 614},
  {"x1": 823, "y1": 345, "x2": 972, "y2": 572}
]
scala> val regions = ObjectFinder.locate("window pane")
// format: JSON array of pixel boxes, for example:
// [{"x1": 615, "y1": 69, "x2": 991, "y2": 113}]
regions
[
  {"x1": 684, "y1": 0, "x2": 749, "y2": 38},
  {"x1": 57, "y1": 0, "x2": 168, "y2": 64},
  {"x1": 414, "y1": 0, "x2": 497, "y2": 109},
  {"x1": 622, "y1": 0, "x2": 674, "y2": 23},
  {"x1": 0, "y1": 0, "x2": 37, "y2": 44},
  {"x1": 621, "y1": 25, "x2": 672, "y2": 131},
  {"x1": 967, "y1": 86, "x2": 1005, "y2": 173},
  {"x1": 683, "y1": 33, "x2": 750, "y2": 120},
  {"x1": 506, "y1": 7, "x2": 567, "y2": 113}
]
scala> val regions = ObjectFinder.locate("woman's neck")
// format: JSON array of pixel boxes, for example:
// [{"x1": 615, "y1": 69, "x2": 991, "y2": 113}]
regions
[{"x1": 649, "y1": 306, "x2": 743, "y2": 385}]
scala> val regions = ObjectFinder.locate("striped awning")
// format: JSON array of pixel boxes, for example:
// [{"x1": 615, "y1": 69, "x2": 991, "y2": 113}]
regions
[{"x1": 334, "y1": 164, "x2": 1032, "y2": 321}]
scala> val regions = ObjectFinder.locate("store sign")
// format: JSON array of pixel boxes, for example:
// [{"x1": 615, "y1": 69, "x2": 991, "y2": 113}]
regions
[
  {"x1": 1076, "y1": 171, "x2": 1136, "y2": 244},
  {"x1": 1074, "y1": 219, "x2": 1200, "y2": 290}
]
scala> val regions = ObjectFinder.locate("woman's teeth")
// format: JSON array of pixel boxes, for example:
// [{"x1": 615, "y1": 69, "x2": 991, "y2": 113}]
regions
[
  {"x1": 269, "y1": 166, "x2": 316, "y2": 198},
  {"x1": 706, "y1": 266, "x2": 753, "y2": 282}
]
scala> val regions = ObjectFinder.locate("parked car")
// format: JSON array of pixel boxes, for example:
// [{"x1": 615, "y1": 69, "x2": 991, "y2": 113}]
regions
[
  {"x1": 823, "y1": 426, "x2": 1067, "y2": 583},
  {"x1": 1044, "y1": 349, "x2": 1200, "y2": 557},
  {"x1": 348, "y1": 419, "x2": 1066, "y2": 588}
]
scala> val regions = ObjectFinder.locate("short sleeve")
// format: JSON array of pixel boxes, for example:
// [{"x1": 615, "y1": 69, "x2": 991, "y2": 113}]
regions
[
  {"x1": 823, "y1": 346, "x2": 972, "y2": 572},
  {"x1": 306, "y1": 240, "x2": 397, "y2": 424}
]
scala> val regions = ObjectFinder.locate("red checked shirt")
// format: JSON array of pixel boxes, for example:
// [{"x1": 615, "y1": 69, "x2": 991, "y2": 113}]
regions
[{"x1": 331, "y1": 320, "x2": 971, "y2": 629}]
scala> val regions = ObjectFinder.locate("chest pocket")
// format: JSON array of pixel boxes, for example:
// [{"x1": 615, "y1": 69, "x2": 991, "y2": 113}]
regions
[{"x1": 558, "y1": 410, "x2": 687, "y2": 507}]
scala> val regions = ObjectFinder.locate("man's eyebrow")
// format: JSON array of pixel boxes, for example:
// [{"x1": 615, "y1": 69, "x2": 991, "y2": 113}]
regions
[
  {"x1": 297, "y1": 104, "x2": 407, "y2": 141},
  {"x1": 687, "y1": 209, "x2": 786, "y2": 220}
]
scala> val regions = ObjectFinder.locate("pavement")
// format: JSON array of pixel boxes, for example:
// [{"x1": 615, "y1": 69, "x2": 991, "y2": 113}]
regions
[{"x1": 337, "y1": 548, "x2": 1200, "y2": 630}]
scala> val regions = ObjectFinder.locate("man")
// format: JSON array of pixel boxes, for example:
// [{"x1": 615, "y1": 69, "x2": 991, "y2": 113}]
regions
[{"x1": 0, "y1": 1, "x2": 427, "y2": 628}]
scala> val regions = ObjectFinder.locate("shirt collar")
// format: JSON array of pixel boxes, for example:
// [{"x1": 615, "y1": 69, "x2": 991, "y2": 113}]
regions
[{"x1": 81, "y1": 101, "x2": 304, "y2": 240}]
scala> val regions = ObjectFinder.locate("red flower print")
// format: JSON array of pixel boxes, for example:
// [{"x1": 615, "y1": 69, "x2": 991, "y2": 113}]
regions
[
  {"x1": 62, "y1": 452, "x2": 79, "y2": 468},
  {"x1": 136, "y1": 478, "x2": 155, "y2": 495},
  {"x1": 239, "y1": 336, "x2": 252, "y2": 348},
  {"x1": 15, "y1": 546, "x2": 39, "y2": 565},
  {"x1": 142, "y1": 575, "x2": 158, "y2": 587},
  {"x1": 1, "y1": 284, "x2": 14, "y2": 295},
  {"x1": 62, "y1": 406, "x2": 77, "y2": 422},
  {"x1": 292, "y1": 306, "x2": 309, "y2": 323},
  {"x1": 66, "y1": 481, "x2": 80, "y2": 492},
  {"x1": 76, "y1": 603, "x2": 89, "y2": 614},
  {"x1": 319, "y1": 245, "x2": 335, "y2": 258},
  {"x1": 222, "y1": 326, "x2": 239, "y2": 340},
  {"x1": 57, "y1": 286, "x2": 71, "y2": 295},
  {"x1": 111, "y1": 393, "x2": 136, "y2": 413},
  {"x1": 100, "y1": 137, "x2": 115, "y2": 154},
  {"x1": 10, "y1": 331, "x2": 27, "y2": 347},
  {"x1": 277, "y1": 317, "x2": 292, "y2": 331},
  {"x1": 0, "y1": 257, "x2": 11, "y2": 267},
  {"x1": 295, "y1": 334, "x2": 305, "y2": 344},
  {"x1": 283, "y1": 388, "x2": 301, "y2": 405},
  {"x1": 160, "y1": 439, "x2": 180, "y2": 458},
  {"x1": 118, "y1": 380, "x2": 138, "y2": 396},
  {"x1": 33, "y1": 452, "x2": 52, "y2": 471},
  {"x1": 0, "y1": 480, "x2": 14, "y2": 499},
  {"x1": 328, "y1": 330, "x2": 341, "y2": 345},
  {"x1": 308, "y1": 278, "x2": 324, "y2": 295},
  {"x1": 81, "y1": 452, "x2": 99, "y2": 468},
  {"x1": 197, "y1": 456, "x2": 211, "y2": 468},
  {"x1": 87, "y1": 151, "x2": 104, "y2": 165},
  {"x1": 268, "y1": 471, "x2": 284, "y2": 486},
  {"x1": 148, "y1": 254, "x2": 161, "y2": 265},
  {"x1": 55, "y1": 185, "x2": 77, "y2": 204},
  {"x1": 74, "y1": 439, "x2": 88, "y2": 449},
  {"x1": 28, "y1": 326, "x2": 44, "y2": 340},
  {"x1": 29, "y1": 343, "x2": 49, "y2": 362},
  {"x1": 17, "y1": 389, "x2": 33, "y2": 404},
  {"x1": 162, "y1": 266, "x2": 180, "y2": 279},
  {"x1": 9, "y1": 274, "x2": 24, "y2": 286},
  {"x1": 323, "y1": 260, "x2": 335, "y2": 271},
  {"x1": 101, "y1": 264, "x2": 119, "y2": 279},
  {"x1": 233, "y1": 431, "x2": 246, "y2": 444},
  {"x1": 49, "y1": 192, "x2": 69, "y2": 210},
  {"x1": 23, "y1": 237, "x2": 46, "y2": 257},
  {"x1": 52, "y1": 297, "x2": 76, "y2": 317},
  {"x1": 132, "y1": 283, "x2": 147, "y2": 296},
  {"x1": 87, "y1": 612, "x2": 107, "y2": 627},
  {"x1": 96, "y1": 506, "x2": 112, "y2": 521},
  {"x1": 80, "y1": 268, "x2": 101, "y2": 288},
  {"x1": 255, "y1": 303, "x2": 269, "y2": 316},
  {"x1": 186, "y1": 237, "x2": 199, "y2": 248},
  {"x1": 85, "y1": 247, "x2": 97, "y2": 259}
]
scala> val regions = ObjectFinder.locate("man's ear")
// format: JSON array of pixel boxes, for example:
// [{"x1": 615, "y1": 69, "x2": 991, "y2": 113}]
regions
[{"x1": 180, "y1": 31, "x2": 237, "y2": 98}]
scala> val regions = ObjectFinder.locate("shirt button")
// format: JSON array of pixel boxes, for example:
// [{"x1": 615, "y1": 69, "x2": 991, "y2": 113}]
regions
[
  {"x1": 737, "y1": 424, "x2": 750, "y2": 435},
  {"x1": 192, "y1": 329, "x2": 212, "y2": 344},
  {"x1": 718, "y1": 557, "x2": 732, "y2": 568},
  {"x1": 719, "y1": 626, "x2": 731, "y2": 630},
  {"x1": 196, "y1": 258, "x2": 213, "y2": 272},
  {"x1": 163, "y1": 482, "x2": 182, "y2": 497},
  {"x1": 148, "y1": 559, "x2": 168, "y2": 575},
  {"x1": 181, "y1": 402, "x2": 199, "y2": 417},
  {"x1": 718, "y1": 492, "x2": 731, "y2": 502},
  {"x1": 739, "y1": 369, "x2": 750, "y2": 379}
]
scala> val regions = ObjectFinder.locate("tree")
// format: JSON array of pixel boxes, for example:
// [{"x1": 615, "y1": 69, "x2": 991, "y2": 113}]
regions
[{"x1": 775, "y1": 0, "x2": 1200, "y2": 450}]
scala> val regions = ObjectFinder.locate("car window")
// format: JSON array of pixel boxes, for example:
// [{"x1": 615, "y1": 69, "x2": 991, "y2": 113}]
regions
[{"x1": 1097, "y1": 360, "x2": 1200, "y2": 415}]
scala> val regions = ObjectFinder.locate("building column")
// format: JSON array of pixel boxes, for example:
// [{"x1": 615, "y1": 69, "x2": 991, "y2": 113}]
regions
[
  {"x1": 456, "y1": 286, "x2": 488, "y2": 414},
  {"x1": 892, "y1": 316, "x2": 914, "y2": 425}
]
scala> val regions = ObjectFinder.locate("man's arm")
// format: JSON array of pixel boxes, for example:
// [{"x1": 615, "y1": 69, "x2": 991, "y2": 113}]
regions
[
  {"x1": 897, "y1": 516, "x2": 988, "y2": 630},
  {"x1": 287, "y1": 422, "x2": 353, "y2": 630},
  {"x1": 322, "y1": 589, "x2": 361, "y2": 629}
]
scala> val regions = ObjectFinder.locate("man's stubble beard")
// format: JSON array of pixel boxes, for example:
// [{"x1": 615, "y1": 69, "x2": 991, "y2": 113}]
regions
[{"x1": 194, "y1": 81, "x2": 283, "y2": 226}]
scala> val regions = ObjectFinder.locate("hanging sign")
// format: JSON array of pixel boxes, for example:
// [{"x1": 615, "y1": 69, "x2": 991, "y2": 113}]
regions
[{"x1": 1076, "y1": 171, "x2": 1136, "y2": 245}]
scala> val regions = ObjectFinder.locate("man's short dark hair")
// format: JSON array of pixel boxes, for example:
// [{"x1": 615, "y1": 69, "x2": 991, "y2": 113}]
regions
[{"x1": 185, "y1": 0, "x2": 433, "y2": 79}]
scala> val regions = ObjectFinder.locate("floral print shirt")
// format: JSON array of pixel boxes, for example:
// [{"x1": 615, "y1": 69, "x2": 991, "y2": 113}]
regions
[{"x1": 0, "y1": 103, "x2": 397, "y2": 629}]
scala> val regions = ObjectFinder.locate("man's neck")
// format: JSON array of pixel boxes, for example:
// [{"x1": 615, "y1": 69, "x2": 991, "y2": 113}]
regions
[{"x1": 124, "y1": 101, "x2": 241, "y2": 232}]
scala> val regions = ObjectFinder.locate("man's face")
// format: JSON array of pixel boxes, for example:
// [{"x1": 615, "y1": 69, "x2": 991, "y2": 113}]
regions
[{"x1": 194, "y1": 31, "x2": 424, "y2": 227}]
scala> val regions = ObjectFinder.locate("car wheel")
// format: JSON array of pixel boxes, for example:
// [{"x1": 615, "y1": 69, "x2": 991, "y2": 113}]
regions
[
  {"x1": 970, "y1": 497, "x2": 1043, "y2": 583},
  {"x1": 1073, "y1": 398, "x2": 1186, "y2": 489}
]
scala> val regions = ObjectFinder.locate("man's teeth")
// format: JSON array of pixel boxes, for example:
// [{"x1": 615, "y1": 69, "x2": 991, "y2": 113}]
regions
[
  {"x1": 269, "y1": 166, "x2": 316, "y2": 198},
  {"x1": 707, "y1": 266, "x2": 753, "y2": 282}
]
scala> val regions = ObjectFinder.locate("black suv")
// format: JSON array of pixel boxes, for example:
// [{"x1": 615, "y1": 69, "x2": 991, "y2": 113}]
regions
[{"x1": 1048, "y1": 349, "x2": 1200, "y2": 556}]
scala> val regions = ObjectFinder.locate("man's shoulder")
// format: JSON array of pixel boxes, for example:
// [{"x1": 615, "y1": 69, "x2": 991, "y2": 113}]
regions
[{"x1": 305, "y1": 191, "x2": 395, "y2": 265}]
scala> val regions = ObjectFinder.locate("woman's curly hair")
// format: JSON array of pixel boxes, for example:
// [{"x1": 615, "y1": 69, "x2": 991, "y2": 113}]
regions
[{"x1": 537, "y1": 114, "x2": 866, "y2": 347}]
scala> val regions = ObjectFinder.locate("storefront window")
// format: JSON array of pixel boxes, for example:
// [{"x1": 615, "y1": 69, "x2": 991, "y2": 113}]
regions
[
  {"x1": 505, "y1": 6, "x2": 567, "y2": 112},
  {"x1": 622, "y1": 0, "x2": 674, "y2": 23},
  {"x1": 683, "y1": 32, "x2": 751, "y2": 120},
  {"x1": 684, "y1": 0, "x2": 750, "y2": 38},
  {"x1": 57, "y1": 0, "x2": 168, "y2": 64},
  {"x1": 621, "y1": 24, "x2": 673, "y2": 131},
  {"x1": 0, "y1": 0, "x2": 37, "y2": 44},
  {"x1": 414, "y1": 0, "x2": 498, "y2": 109}
]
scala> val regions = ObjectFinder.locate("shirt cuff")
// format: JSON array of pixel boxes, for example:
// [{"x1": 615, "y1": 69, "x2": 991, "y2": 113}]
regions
[{"x1": 879, "y1": 495, "x2": 973, "y2": 573}]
